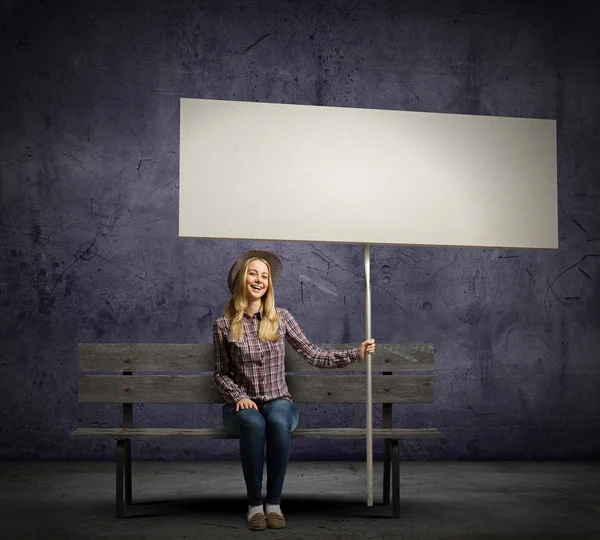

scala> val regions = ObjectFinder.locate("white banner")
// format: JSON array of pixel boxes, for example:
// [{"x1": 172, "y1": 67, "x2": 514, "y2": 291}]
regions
[{"x1": 179, "y1": 98, "x2": 557, "y2": 249}]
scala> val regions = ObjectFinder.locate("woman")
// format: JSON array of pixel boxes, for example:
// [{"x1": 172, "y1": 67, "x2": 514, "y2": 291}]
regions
[{"x1": 213, "y1": 249, "x2": 376, "y2": 530}]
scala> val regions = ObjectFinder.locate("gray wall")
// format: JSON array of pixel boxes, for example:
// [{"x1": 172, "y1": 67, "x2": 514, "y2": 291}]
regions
[{"x1": 1, "y1": 0, "x2": 599, "y2": 461}]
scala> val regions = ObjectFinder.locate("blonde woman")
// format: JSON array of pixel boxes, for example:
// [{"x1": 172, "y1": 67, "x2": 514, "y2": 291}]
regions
[{"x1": 213, "y1": 250, "x2": 376, "y2": 530}]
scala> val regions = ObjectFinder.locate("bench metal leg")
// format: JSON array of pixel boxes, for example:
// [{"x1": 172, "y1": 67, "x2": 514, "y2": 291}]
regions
[
  {"x1": 383, "y1": 439, "x2": 391, "y2": 505},
  {"x1": 116, "y1": 440, "x2": 125, "y2": 518},
  {"x1": 391, "y1": 440, "x2": 400, "y2": 518},
  {"x1": 125, "y1": 439, "x2": 132, "y2": 505}
]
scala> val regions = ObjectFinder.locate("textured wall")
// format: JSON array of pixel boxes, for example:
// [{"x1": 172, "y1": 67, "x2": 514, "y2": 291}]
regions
[{"x1": 1, "y1": 0, "x2": 599, "y2": 461}]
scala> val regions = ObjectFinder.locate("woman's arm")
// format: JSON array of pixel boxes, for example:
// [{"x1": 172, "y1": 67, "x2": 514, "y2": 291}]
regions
[
  {"x1": 213, "y1": 321, "x2": 249, "y2": 404},
  {"x1": 282, "y1": 309, "x2": 362, "y2": 369}
]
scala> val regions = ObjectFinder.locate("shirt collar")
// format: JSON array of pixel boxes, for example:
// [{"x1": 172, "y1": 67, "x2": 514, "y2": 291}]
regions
[{"x1": 243, "y1": 309, "x2": 262, "y2": 320}]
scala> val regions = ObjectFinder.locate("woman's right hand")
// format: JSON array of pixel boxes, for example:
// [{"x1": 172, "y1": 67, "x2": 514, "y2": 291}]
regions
[{"x1": 236, "y1": 398, "x2": 258, "y2": 412}]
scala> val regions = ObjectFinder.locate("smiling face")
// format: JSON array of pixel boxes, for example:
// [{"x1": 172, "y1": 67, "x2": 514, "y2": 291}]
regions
[{"x1": 244, "y1": 259, "x2": 270, "y2": 302}]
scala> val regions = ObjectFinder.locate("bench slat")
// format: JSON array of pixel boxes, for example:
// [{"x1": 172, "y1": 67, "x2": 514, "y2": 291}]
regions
[
  {"x1": 70, "y1": 427, "x2": 443, "y2": 440},
  {"x1": 78, "y1": 343, "x2": 433, "y2": 373},
  {"x1": 78, "y1": 374, "x2": 434, "y2": 404}
]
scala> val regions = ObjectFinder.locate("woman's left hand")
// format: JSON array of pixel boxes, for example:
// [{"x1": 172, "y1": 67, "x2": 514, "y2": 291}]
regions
[{"x1": 358, "y1": 338, "x2": 376, "y2": 360}]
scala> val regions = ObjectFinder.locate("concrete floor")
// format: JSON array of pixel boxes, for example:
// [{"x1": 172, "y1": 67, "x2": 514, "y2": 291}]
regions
[{"x1": 1, "y1": 461, "x2": 599, "y2": 540}]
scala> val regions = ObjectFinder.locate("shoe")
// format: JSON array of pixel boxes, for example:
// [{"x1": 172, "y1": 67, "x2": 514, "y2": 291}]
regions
[
  {"x1": 266, "y1": 511, "x2": 286, "y2": 529},
  {"x1": 247, "y1": 512, "x2": 267, "y2": 531}
]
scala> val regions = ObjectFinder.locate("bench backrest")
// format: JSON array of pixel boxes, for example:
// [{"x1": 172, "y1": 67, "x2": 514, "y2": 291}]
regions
[{"x1": 78, "y1": 343, "x2": 434, "y2": 405}]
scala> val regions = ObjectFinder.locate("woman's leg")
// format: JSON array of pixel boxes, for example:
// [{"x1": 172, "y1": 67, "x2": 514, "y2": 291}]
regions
[
  {"x1": 222, "y1": 403, "x2": 266, "y2": 506},
  {"x1": 262, "y1": 399, "x2": 299, "y2": 505}
]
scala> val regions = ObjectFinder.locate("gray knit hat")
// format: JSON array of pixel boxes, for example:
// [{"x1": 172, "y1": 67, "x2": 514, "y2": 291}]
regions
[{"x1": 228, "y1": 250, "x2": 283, "y2": 294}]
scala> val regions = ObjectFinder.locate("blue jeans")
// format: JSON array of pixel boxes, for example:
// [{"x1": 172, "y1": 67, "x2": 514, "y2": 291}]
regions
[{"x1": 222, "y1": 399, "x2": 299, "y2": 506}]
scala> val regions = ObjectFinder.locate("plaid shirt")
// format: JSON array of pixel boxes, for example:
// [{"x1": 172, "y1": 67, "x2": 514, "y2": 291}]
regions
[{"x1": 213, "y1": 307, "x2": 361, "y2": 406}]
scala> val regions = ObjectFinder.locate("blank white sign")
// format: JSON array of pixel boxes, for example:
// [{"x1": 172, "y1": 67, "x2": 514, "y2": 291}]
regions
[{"x1": 179, "y1": 98, "x2": 557, "y2": 249}]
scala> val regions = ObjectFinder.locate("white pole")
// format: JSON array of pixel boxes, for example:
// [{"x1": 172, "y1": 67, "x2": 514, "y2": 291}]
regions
[{"x1": 364, "y1": 244, "x2": 373, "y2": 506}]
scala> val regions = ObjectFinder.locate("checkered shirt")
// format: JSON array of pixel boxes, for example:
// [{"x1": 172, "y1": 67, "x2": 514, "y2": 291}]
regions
[{"x1": 213, "y1": 307, "x2": 361, "y2": 405}]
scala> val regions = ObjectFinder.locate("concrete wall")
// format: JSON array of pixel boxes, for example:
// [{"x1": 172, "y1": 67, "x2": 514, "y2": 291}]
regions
[{"x1": 1, "y1": 0, "x2": 599, "y2": 461}]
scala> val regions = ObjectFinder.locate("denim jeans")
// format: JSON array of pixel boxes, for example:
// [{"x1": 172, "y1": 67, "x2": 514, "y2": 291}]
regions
[{"x1": 222, "y1": 399, "x2": 299, "y2": 506}]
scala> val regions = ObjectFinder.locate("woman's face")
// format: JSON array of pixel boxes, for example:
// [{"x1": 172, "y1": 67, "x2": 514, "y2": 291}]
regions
[{"x1": 245, "y1": 259, "x2": 269, "y2": 301}]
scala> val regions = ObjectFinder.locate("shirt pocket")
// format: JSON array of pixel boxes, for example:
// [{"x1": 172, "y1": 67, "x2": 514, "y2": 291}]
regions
[
  {"x1": 235, "y1": 336, "x2": 264, "y2": 366},
  {"x1": 266, "y1": 336, "x2": 285, "y2": 361}
]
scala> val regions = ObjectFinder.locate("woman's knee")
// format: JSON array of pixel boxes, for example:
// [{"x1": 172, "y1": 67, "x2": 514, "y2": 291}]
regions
[
  {"x1": 265, "y1": 401, "x2": 299, "y2": 431},
  {"x1": 223, "y1": 404, "x2": 265, "y2": 436},
  {"x1": 238, "y1": 409, "x2": 266, "y2": 432}
]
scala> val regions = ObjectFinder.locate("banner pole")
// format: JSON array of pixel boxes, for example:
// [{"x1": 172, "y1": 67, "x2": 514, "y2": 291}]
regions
[{"x1": 364, "y1": 244, "x2": 373, "y2": 506}]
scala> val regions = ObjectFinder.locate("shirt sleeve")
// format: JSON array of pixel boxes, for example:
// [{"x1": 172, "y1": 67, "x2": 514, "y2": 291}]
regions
[
  {"x1": 213, "y1": 321, "x2": 248, "y2": 404},
  {"x1": 282, "y1": 309, "x2": 361, "y2": 368}
]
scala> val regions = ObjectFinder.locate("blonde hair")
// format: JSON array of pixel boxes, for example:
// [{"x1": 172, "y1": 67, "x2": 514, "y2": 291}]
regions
[{"x1": 225, "y1": 257, "x2": 279, "y2": 343}]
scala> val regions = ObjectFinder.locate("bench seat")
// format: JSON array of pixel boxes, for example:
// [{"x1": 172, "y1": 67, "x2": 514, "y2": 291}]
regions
[{"x1": 71, "y1": 427, "x2": 443, "y2": 440}]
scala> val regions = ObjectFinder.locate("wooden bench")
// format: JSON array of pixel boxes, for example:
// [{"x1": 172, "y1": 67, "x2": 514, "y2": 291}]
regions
[{"x1": 70, "y1": 342, "x2": 442, "y2": 518}]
